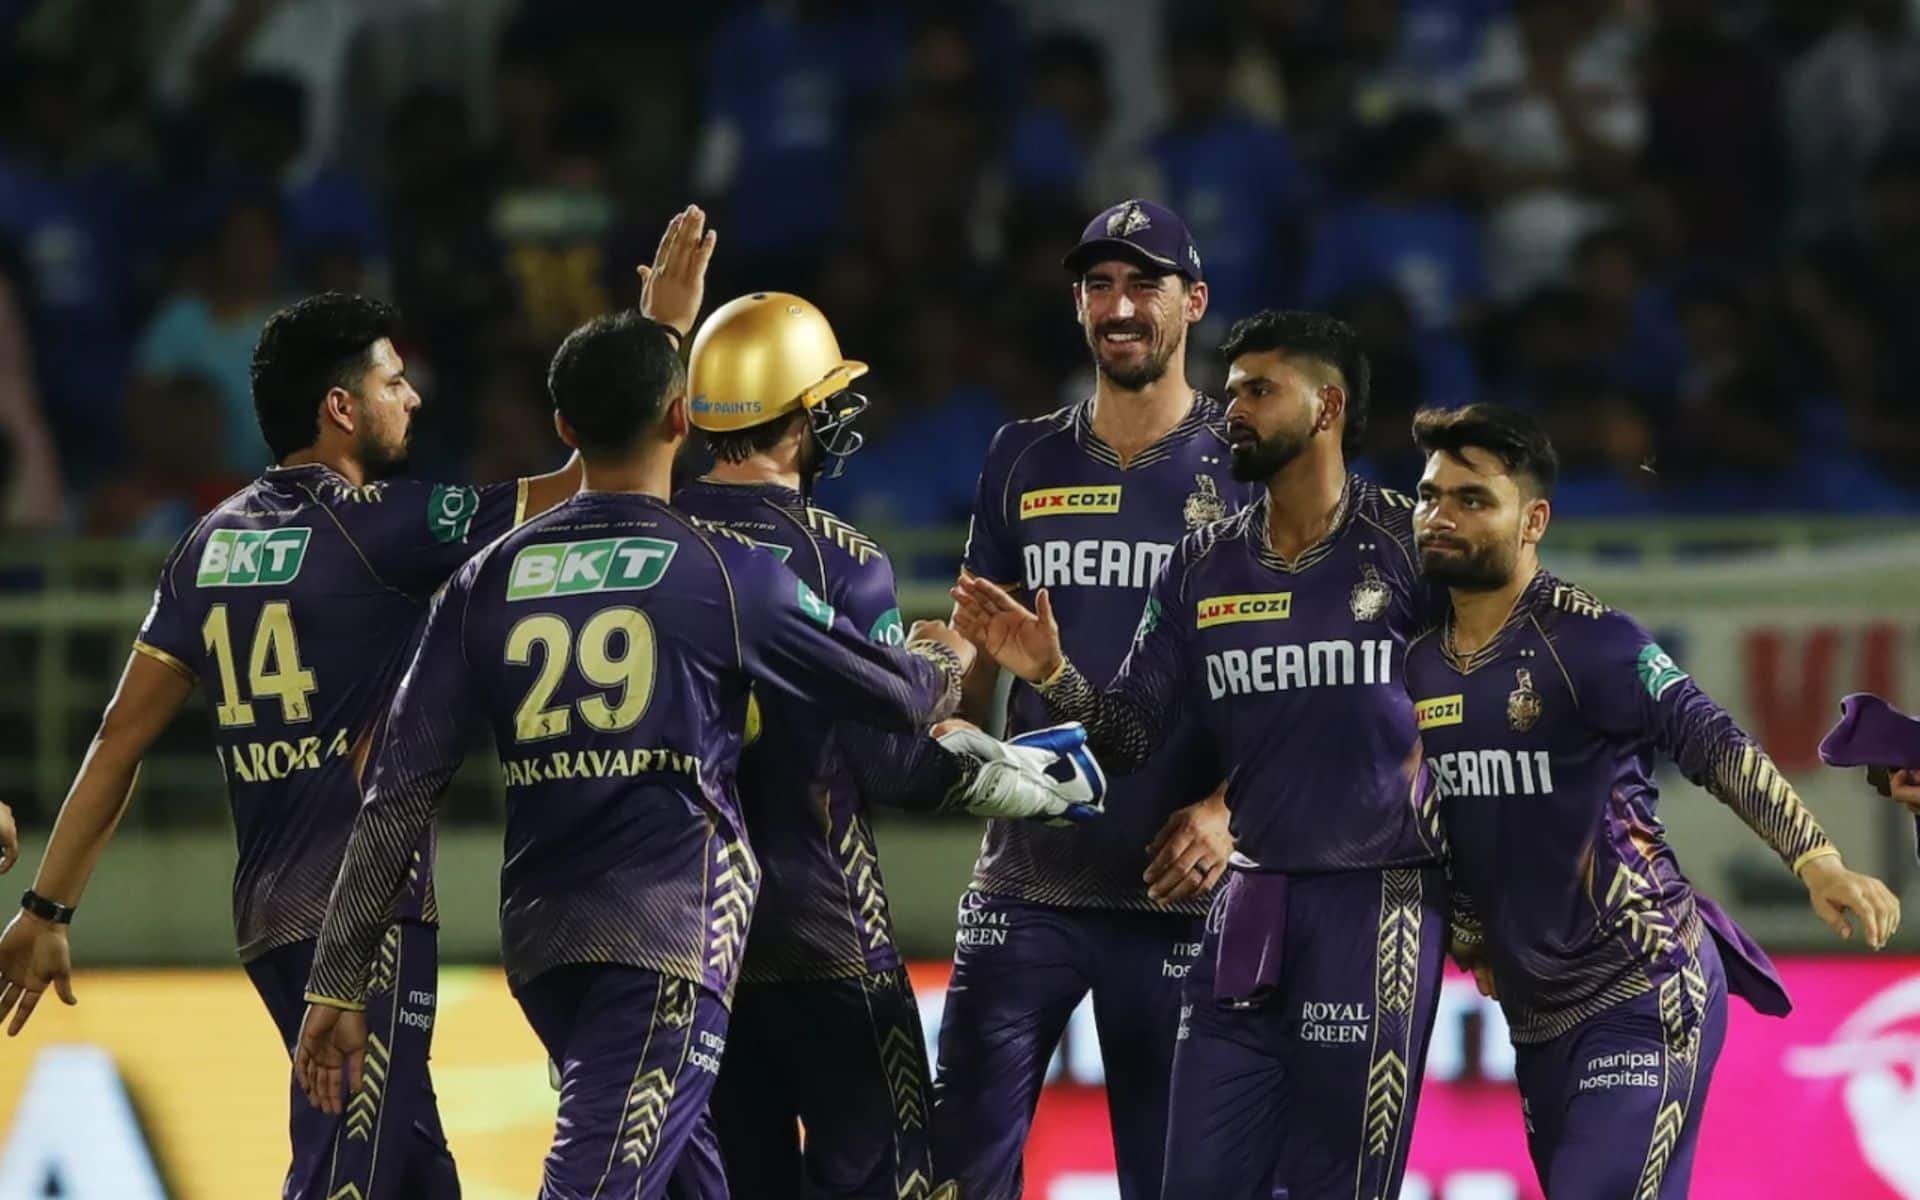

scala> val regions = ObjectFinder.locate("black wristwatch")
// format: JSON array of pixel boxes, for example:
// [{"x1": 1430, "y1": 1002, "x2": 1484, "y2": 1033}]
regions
[{"x1": 20, "y1": 890, "x2": 75, "y2": 925}]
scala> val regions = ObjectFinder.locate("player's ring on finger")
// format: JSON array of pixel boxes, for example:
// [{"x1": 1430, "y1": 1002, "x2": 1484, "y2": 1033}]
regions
[{"x1": 1190, "y1": 861, "x2": 1208, "y2": 877}]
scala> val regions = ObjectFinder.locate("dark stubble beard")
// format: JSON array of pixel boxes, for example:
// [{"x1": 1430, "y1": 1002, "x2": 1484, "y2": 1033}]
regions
[
  {"x1": 1088, "y1": 322, "x2": 1180, "y2": 392},
  {"x1": 1228, "y1": 425, "x2": 1313, "y2": 482},
  {"x1": 1417, "y1": 538, "x2": 1515, "y2": 591},
  {"x1": 358, "y1": 425, "x2": 411, "y2": 482}
]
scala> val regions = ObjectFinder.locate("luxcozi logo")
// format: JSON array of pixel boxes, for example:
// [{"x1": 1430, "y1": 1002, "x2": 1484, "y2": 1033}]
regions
[
  {"x1": 1019, "y1": 485, "x2": 1121, "y2": 519},
  {"x1": 1196, "y1": 593, "x2": 1291, "y2": 629},
  {"x1": 196, "y1": 528, "x2": 311, "y2": 587},
  {"x1": 1415, "y1": 694, "x2": 1465, "y2": 730},
  {"x1": 507, "y1": 538, "x2": 677, "y2": 601}
]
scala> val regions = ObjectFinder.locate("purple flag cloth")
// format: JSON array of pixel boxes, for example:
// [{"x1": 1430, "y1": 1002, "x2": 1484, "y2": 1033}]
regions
[
  {"x1": 1693, "y1": 893, "x2": 1792, "y2": 1017},
  {"x1": 1212, "y1": 871, "x2": 1290, "y2": 1004},
  {"x1": 1818, "y1": 692, "x2": 1920, "y2": 769}
]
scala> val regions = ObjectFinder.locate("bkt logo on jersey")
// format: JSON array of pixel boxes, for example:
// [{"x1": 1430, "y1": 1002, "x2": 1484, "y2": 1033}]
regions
[
  {"x1": 1196, "y1": 592, "x2": 1292, "y2": 629},
  {"x1": 196, "y1": 528, "x2": 311, "y2": 587},
  {"x1": 1019, "y1": 485, "x2": 1122, "y2": 519},
  {"x1": 508, "y1": 537, "x2": 678, "y2": 601}
]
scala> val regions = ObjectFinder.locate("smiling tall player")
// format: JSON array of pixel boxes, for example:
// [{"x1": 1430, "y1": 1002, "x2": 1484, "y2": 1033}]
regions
[{"x1": 933, "y1": 200, "x2": 1250, "y2": 1200}]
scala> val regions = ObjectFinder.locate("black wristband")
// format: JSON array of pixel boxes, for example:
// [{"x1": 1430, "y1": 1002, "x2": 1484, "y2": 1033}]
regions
[{"x1": 20, "y1": 890, "x2": 74, "y2": 925}]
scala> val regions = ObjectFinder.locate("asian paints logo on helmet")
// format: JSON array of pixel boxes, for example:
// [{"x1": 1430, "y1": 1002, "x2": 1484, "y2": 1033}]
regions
[
  {"x1": 196, "y1": 528, "x2": 311, "y2": 587},
  {"x1": 690, "y1": 395, "x2": 763, "y2": 416},
  {"x1": 507, "y1": 538, "x2": 678, "y2": 601}
]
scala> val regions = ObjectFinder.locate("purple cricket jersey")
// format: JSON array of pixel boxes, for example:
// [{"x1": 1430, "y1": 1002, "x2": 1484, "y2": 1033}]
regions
[
  {"x1": 1040, "y1": 476, "x2": 1447, "y2": 874},
  {"x1": 306, "y1": 491, "x2": 962, "y2": 1006},
  {"x1": 672, "y1": 477, "x2": 912, "y2": 982},
  {"x1": 1404, "y1": 571, "x2": 1816, "y2": 1044},
  {"x1": 962, "y1": 395, "x2": 1253, "y2": 912},
  {"x1": 134, "y1": 464, "x2": 530, "y2": 961}
]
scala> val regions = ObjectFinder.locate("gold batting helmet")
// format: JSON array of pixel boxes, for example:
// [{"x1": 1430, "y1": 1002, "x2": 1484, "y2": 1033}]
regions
[{"x1": 687, "y1": 292, "x2": 868, "y2": 433}]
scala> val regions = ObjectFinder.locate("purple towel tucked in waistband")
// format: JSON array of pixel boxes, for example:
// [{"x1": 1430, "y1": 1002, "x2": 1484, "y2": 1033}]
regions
[
  {"x1": 1692, "y1": 892, "x2": 1792, "y2": 1018},
  {"x1": 1213, "y1": 871, "x2": 1288, "y2": 1005},
  {"x1": 1818, "y1": 692, "x2": 1920, "y2": 769}
]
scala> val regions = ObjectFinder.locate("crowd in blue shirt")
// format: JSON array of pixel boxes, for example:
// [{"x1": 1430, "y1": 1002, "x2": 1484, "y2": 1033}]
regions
[{"x1": 3, "y1": 0, "x2": 1919, "y2": 539}]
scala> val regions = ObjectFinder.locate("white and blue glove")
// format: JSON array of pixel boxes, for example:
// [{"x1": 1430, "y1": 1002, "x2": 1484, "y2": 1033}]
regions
[{"x1": 937, "y1": 722, "x2": 1108, "y2": 826}]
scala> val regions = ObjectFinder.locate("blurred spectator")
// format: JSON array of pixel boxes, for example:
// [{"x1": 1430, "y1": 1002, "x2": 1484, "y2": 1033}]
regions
[
  {"x1": 1459, "y1": 0, "x2": 1645, "y2": 299},
  {"x1": 692, "y1": 1, "x2": 905, "y2": 293},
  {"x1": 1304, "y1": 108, "x2": 1486, "y2": 333},
  {"x1": 158, "y1": 0, "x2": 438, "y2": 176},
  {"x1": 1640, "y1": 0, "x2": 1786, "y2": 262},
  {"x1": 1570, "y1": 225, "x2": 1685, "y2": 398},
  {"x1": 0, "y1": 243, "x2": 63, "y2": 529},
  {"x1": 0, "y1": 51, "x2": 145, "y2": 480},
  {"x1": 129, "y1": 195, "x2": 292, "y2": 476},
  {"x1": 465, "y1": 350, "x2": 561, "y2": 486},
  {"x1": 818, "y1": 302, "x2": 1008, "y2": 534},
  {"x1": 490, "y1": 93, "x2": 622, "y2": 350},
  {"x1": 1006, "y1": 33, "x2": 1111, "y2": 204},
  {"x1": 86, "y1": 373, "x2": 244, "y2": 539},
  {"x1": 1783, "y1": 0, "x2": 1920, "y2": 239},
  {"x1": 1143, "y1": 17, "x2": 1312, "y2": 328},
  {"x1": 1658, "y1": 280, "x2": 1803, "y2": 501}
]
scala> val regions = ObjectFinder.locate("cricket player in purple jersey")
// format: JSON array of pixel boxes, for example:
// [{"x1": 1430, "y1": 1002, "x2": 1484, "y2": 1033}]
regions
[
  {"x1": 290, "y1": 312, "x2": 1095, "y2": 1200},
  {"x1": 935, "y1": 199, "x2": 1252, "y2": 1200},
  {"x1": 1404, "y1": 403, "x2": 1901, "y2": 1199},
  {"x1": 668, "y1": 286, "x2": 966, "y2": 1200},
  {"x1": 0, "y1": 292, "x2": 586, "y2": 1200},
  {"x1": 956, "y1": 310, "x2": 1455, "y2": 1200},
  {"x1": 636, "y1": 211, "x2": 1090, "y2": 1200}
]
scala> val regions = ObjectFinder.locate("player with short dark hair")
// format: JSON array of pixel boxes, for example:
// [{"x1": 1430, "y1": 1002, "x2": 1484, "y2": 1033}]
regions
[
  {"x1": 1405, "y1": 402, "x2": 1901, "y2": 1199},
  {"x1": 289, "y1": 309, "x2": 1079, "y2": 1200},
  {"x1": 954, "y1": 308, "x2": 1452, "y2": 1199},
  {"x1": 933, "y1": 200, "x2": 1250, "y2": 1200},
  {"x1": 644, "y1": 209, "x2": 1095, "y2": 1199},
  {"x1": 0, "y1": 291, "x2": 587, "y2": 1199}
]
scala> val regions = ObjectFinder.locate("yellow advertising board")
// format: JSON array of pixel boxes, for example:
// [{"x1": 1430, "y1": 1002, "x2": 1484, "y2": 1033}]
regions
[{"x1": 0, "y1": 968, "x2": 555, "y2": 1199}]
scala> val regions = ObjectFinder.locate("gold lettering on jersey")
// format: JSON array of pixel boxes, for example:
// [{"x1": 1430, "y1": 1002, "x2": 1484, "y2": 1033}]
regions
[
  {"x1": 500, "y1": 747, "x2": 703, "y2": 787},
  {"x1": 1018, "y1": 485, "x2": 1122, "y2": 519},
  {"x1": 223, "y1": 728, "x2": 352, "y2": 783},
  {"x1": 1196, "y1": 592, "x2": 1292, "y2": 628},
  {"x1": 1414, "y1": 695, "x2": 1464, "y2": 730}
]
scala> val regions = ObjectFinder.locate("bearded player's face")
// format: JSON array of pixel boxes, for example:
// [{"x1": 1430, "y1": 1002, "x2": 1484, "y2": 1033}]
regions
[
  {"x1": 1222, "y1": 350, "x2": 1329, "y2": 482},
  {"x1": 351, "y1": 337, "x2": 420, "y2": 480},
  {"x1": 1074, "y1": 261, "x2": 1201, "y2": 391},
  {"x1": 1414, "y1": 447, "x2": 1535, "y2": 591}
]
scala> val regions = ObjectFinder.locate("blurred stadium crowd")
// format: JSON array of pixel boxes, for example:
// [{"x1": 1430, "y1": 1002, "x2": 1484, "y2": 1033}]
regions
[{"x1": 4, "y1": 0, "x2": 1920, "y2": 546}]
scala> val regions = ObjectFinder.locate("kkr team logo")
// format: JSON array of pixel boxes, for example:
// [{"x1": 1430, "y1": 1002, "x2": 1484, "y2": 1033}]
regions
[
  {"x1": 1019, "y1": 485, "x2": 1121, "y2": 519},
  {"x1": 1350, "y1": 564, "x2": 1391, "y2": 622},
  {"x1": 1107, "y1": 200, "x2": 1150, "y2": 237},
  {"x1": 1508, "y1": 668, "x2": 1543, "y2": 732},
  {"x1": 1196, "y1": 592, "x2": 1291, "y2": 629},
  {"x1": 1183, "y1": 474, "x2": 1227, "y2": 528},
  {"x1": 506, "y1": 537, "x2": 677, "y2": 601},
  {"x1": 427, "y1": 484, "x2": 480, "y2": 544},
  {"x1": 195, "y1": 528, "x2": 311, "y2": 588}
]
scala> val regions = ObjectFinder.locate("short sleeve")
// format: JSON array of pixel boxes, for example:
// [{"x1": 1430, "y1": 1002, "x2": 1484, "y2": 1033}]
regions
[
  {"x1": 961, "y1": 426, "x2": 1023, "y2": 587},
  {"x1": 354, "y1": 478, "x2": 527, "y2": 597},
  {"x1": 133, "y1": 528, "x2": 203, "y2": 681}
]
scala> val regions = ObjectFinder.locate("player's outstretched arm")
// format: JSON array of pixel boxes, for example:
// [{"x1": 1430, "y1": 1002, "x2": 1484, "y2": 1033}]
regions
[
  {"x1": 0, "y1": 651, "x2": 194, "y2": 1035},
  {"x1": 950, "y1": 576, "x2": 1171, "y2": 776},
  {"x1": 1656, "y1": 672, "x2": 1900, "y2": 948},
  {"x1": 300, "y1": 567, "x2": 478, "y2": 1112}
]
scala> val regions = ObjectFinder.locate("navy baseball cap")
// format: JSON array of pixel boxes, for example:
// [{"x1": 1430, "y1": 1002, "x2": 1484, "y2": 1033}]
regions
[{"x1": 1063, "y1": 198, "x2": 1204, "y2": 282}]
